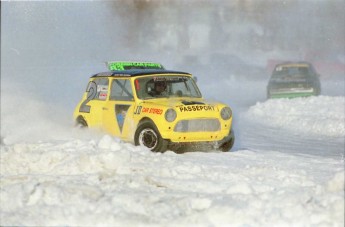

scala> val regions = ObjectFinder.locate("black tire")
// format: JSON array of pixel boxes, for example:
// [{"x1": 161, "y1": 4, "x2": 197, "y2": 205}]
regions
[
  {"x1": 76, "y1": 116, "x2": 88, "y2": 128},
  {"x1": 134, "y1": 121, "x2": 168, "y2": 152},
  {"x1": 219, "y1": 129, "x2": 235, "y2": 152}
]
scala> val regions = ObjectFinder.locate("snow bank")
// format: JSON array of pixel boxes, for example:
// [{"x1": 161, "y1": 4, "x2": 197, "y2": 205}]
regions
[
  {"x1": 1, "y1": 83, "x2": 344, "y2": 226},
  {"x1": 245, "y1": 96, "x2": 345, "y2": 137},
  {"x1": 1, "y1": 135, "x2": 344, "y2": 226}
]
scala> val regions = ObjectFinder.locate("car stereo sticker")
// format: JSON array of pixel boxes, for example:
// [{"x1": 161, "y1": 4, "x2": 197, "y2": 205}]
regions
[
  {"x1": 134, "y1": 106, "x2": 163, "y2": 115},
  {"x1": 143, "y1": 107, "x2": 163, "y2": 115}
]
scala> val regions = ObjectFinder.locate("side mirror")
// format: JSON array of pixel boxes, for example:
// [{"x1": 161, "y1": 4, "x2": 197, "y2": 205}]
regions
[{"x1": 193, "y1": 76, "x2": 198, "y2": 83}]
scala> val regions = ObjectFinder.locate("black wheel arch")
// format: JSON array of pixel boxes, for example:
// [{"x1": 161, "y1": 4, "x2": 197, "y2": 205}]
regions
[
  {"x1": 137, "y1": 117, "x2": 161, "y2": 134},
  {"x1": 138, "y1": 117, "x2": 155, "y2": 125},
  {"x1": 75, "y1": 115, "x2": 88, "y2": 127}
]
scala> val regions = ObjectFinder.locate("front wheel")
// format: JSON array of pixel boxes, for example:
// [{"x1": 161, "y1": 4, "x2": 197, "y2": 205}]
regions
[{"x1": 134, "y1": 121, "x2": 168, "y2": 152}]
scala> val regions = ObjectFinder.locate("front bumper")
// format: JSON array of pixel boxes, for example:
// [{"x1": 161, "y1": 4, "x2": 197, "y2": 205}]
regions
[
  {"x1": 167, "y1": 129, "x2": 234, "y2": 152},
  {"x1": 268, "y1": 88, "x2": 317, "y2": 99}
]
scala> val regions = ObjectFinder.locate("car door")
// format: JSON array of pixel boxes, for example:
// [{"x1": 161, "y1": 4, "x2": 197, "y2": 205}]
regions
[{"x1": 102, "y1": 78, "x2": 136, "y2": 140}]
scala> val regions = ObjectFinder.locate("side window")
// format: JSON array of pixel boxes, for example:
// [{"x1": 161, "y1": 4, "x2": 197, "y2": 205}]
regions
[{"x1": 110, "y1": 79, "x2": 134, "y2": 101}]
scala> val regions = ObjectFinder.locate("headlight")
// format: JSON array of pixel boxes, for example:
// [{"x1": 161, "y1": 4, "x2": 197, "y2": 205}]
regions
[
  {"x1": 165, "y1": 108, "x2": 177, "y2": 122},
  {"x1": 220, "y1": 107, "x2": 232, "y2": 120}
]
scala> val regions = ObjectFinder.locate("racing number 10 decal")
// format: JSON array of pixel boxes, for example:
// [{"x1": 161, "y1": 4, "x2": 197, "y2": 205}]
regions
[
  {"x1": 134, "y1": 106, "x2": 142, "y2": 114},
  {"x1": 79, "y1": 81, "x2": 97, "y2": 113}
]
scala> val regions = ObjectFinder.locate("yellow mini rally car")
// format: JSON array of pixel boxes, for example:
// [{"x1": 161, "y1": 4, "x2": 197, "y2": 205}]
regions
[{"x1": 74, "y1": 61, "x2": 235, "y2": 152}]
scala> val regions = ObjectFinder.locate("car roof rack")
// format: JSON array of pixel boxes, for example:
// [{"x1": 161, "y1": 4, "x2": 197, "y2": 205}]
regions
[
  {"x1": 106, "y1": 61, "x2": 165, "y2": 71},
  {"x1": 92, "y1": 69, "x2": 191, "y2": 78}
]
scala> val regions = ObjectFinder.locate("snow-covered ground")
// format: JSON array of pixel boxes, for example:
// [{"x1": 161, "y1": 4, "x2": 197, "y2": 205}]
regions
[{"x1": 1, "y1": 78, "x2": 344, "y2": 226}]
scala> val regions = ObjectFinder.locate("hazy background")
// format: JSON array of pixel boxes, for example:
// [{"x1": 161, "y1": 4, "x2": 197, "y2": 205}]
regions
[{"x1": 2, "y1": 0, "x2": 345, "y2": 113}]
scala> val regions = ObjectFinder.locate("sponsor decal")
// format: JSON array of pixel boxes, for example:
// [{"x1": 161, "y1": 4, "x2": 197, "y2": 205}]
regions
[
  {"x1": 149, "y1": 108, "x2": 163, "y2": 115},
  {"x1": 107, "y1": 61, "x2": 164, "y2": 71},
  {"x1": 178, "y1": 105, "x2": 215, "y2": 112},
  {"x1": 97, "y1": 85, "x2": 108, "y2": 100},
  {"x1": 134, "y1": 106, "x2": 163, "y2": 115},
  {"x1": 99, "y1": 92, "x2": 107, "y2": 100},
  {"x1": 97, "y1": 85, "x2": 108, "y2": 92},
  {"x1": 153, "y1": 77, "x2": 186, "y2": 82}
]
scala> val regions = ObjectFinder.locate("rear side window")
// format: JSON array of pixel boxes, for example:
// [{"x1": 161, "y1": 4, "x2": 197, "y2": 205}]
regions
[
  {"x1": 79, "y1": 78, "x2": 109, "y2": 113},
  {"x1": 110, "y1": 79, "x2": 134, "y2": 101},
  {"x1": 85, "y1": 78, "x2": 109, "y2": 100}
]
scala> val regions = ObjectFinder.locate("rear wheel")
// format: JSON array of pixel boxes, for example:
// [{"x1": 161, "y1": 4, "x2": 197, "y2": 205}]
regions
[
  {"x1": 134, "y1": 121, "x2": 168, "y2": 152},
  {"x1": 76, "y1": 116, "x2": 88, "y2": 128}
]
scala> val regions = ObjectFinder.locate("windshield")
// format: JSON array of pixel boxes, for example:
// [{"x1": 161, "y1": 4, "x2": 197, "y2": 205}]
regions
[
  {"x1": 271, "y1": 66, "x2": 312, "y2": 81},
  {"x1": 135, "y1": 75, "x2": 202, "y2": 99},
  {"x1": 273, "y1": 66, "x2": 310, "y2": 77}
]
